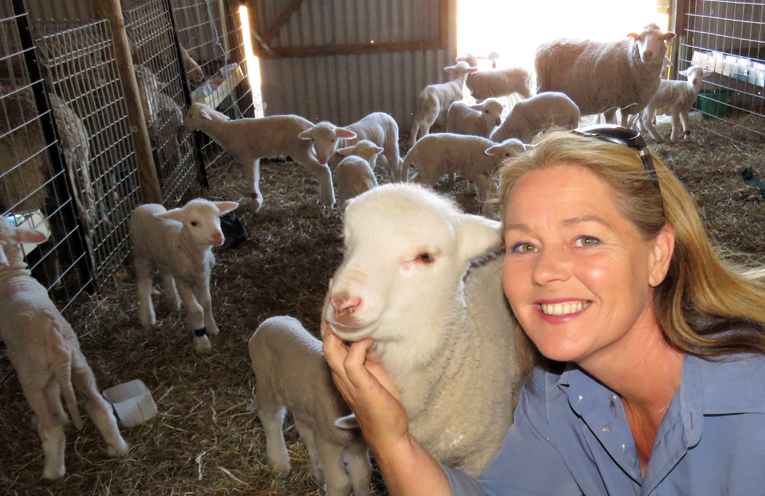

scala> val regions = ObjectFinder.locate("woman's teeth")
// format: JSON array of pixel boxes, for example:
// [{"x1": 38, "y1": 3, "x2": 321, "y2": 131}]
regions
[{"x1": 541, "y1": 300, "x2": 591, "y2": 316}]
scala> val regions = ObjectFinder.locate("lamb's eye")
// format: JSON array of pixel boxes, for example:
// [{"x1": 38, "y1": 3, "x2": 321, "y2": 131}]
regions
[
  {"x1": 331, "y1": 139, "x2": 335, "y2": 143},
  {"x1": 190, "y1": 221, "x2": 198, "y2": 227},
  {"x1": 417, "y1": 253, "x2": 434, "y2": 263}
]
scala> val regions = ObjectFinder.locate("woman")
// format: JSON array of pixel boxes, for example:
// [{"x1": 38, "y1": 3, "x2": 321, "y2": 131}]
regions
[{"x1": 322, "y1": 127, "x2": 765, "y2": 495}]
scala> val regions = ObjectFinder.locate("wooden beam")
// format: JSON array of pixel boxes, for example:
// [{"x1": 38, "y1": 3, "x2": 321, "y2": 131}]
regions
[
  {"x1": 258, "y1": 40, "x2": 443, "y2": 59},
  {"x1": 439, "y1": 0, "x2": 449, "y2": 50},
  {"x1": 669, "y1": 0, "x2": 688, "y2": 79},
  {"x1": 92, "y1": 0, "x2": 162, "y2": 204},
  {"x1": 262, "y1": 0, "x2": 305, "y2": 46}
]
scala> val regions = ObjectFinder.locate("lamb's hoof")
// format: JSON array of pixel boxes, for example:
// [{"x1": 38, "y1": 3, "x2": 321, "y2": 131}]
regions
[
  {"x1": 269, "y1": 458, "x2": 291, "y2": 476},
  {"x1": 206, "y1": 325, "x2": 219, "y2": 337},
  {"x1": 139, "y1": 312, "x2": 156, "y2": 328},
  {"x1": 42, "y1": 463, "x2": 65, "y2": 480},
  {"x1": 194, "y1": 336, "x2": 213, "y2": 354},
  {"x1": 245, "y1": 192, "x2": 264, "y2": 211},
  {"x1": 107, "y1": 439, "x2": 130, "y2": 458}
]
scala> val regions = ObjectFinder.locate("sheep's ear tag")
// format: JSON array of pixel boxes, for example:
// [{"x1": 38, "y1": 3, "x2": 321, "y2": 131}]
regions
[
  {"x1": 457, "y1": 214, "x2": 502, "y2": 261},
  {"x1": 627, "y1": 32, "x2": 639, "y2": 40},
  {"x1": 334, "y1": 414, "x2": 360, "y2": 430}
]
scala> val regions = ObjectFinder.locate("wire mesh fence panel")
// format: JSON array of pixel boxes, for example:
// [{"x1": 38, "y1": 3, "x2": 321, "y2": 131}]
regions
[
  {"x1": 169, "y1": 0, "x2": 254, "y2": 186},
  {"x1": 680, "y1": 0, "x2": 765, "y2": 138},
  {"x1": 124, "y1": 0, "x2": 199, "y2": 207},
  {"x1": 33, "y1": 19, "x2": 143, "y2": 288},
  {"x1": 0, "y1": 2, "x2": 93, "y2": 310}
]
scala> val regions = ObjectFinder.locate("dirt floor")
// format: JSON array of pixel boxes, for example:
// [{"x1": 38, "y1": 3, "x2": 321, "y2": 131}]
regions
[{"x1": 0, "y1": 114, "x2": 763, "y2": 495}]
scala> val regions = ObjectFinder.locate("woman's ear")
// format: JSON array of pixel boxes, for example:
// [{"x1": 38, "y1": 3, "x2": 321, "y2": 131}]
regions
[{"x1": 649, "y1": 224, "x2": 675, "y2": 287}]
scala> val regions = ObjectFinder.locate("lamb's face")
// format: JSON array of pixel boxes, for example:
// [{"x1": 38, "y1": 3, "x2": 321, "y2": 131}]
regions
[
  {"x1": 324, "y1": 184, "x2": 502, "y2": 343},
  {"x1": 299, "y1": 122, "x2": 356, "y2": 165},
  {"x1": 182, "y1": 103, "x2": 225, "y2": 130},
  {"x1": 156, "y1": 199, "x2": 238, "y2": 247},
  {"x1": 478, "y1": 99, "x2": 504, "y2": 128}
]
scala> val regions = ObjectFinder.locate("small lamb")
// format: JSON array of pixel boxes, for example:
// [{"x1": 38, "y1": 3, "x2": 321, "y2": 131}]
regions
[
  {"x1": 299, "y1": 112, "x2": 403, "y2": 181},
  {"x1": 249, "y1": 316, "x2": 371, "y2": 496},
  {"x1": 183, "y1": 103, "x2": 336, "y2": 209},
  {"x1": 0, "y1": 217, "x2": 129, "y2": 479},
  {"x1": 334, "y1": 140, "x2": 383, "y2": 206},
  {"x1": 446, "y1": 98, "x2": 504, "y2": 139},
  {"x1": 456, "y1": 54, "x2": 533, "y2": 103},
  {"x1": 403, "y1": 133, "x2": 527, "y2": 214},
  {"x1": 638, "y1": 65, "x2": 710, "y2": 142},
  {"x1": 129, "y1": 198, "x2": 238, "y2": 353},
  {"x1": 409, "y1": 61, "x2": 478, "y2": 149},
  {"x1": 323, "y1": 184, "x2": 521, "y2": 478},
  {"x1": 490, "y1": 91, "x2": 581, "y2": 144}
]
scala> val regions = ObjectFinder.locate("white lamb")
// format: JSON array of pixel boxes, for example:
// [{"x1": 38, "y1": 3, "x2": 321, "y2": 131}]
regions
[
  {"x1": 638, "y1": 65, "x2": 710, "y2": 143},
  {"x1": 0, "y1": 218, "x2": 129, "y2": 479},
  {"x1": 403, "y1": 133, "x2": 526, "y2": 214},
  {"x1": 409, "y1": 61, "x2": 478, "y2": 149},
  {"x1": 323, "y1": 183, "x2": 521, "y2": 478},
  {"x1": 249, "y1": 316, "x2": 371, "y2": 496},
  {"x1": 490, "y1": 91, "x2": 581, "y2": 144},
  {"x1": 183, "y1": 102, "x2": 336, "y2": 209},
  {"x1": 129, "y1": 198, "x2": 238, "y2": 353},
  {"x1": 535, "y1": 23, "x2": 675, "y2": 126},
  {"x1": 455, "y1": 54, "x2": 533, "y2": 103},
  {"x1": 299, "y1": 112, "x2": 403, "y2": 181},
  {"x1": 446, "y1": 98, "x2": 504, "y2": 139},
  {"x1": 333, "y1": 140, "x2": 383, "y2": 206}
]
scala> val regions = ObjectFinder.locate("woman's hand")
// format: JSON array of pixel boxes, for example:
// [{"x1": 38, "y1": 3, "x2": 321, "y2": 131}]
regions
[{"x1": 321, "y1": 306, "x2": 410, "y2": 455}]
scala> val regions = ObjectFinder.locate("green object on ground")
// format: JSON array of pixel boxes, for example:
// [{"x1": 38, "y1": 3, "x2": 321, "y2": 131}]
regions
[{"x1": 697, "y1": 90, "x2": 732, "y2": 119}]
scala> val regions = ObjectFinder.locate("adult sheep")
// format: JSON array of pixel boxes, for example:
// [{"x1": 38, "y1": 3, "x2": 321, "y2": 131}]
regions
[
  {"x1": 535, "y1": 23, "x2": 674, "y2": 126},
  {"x1": 322, "y1": 183, "x2": 522, "y2": 478}
]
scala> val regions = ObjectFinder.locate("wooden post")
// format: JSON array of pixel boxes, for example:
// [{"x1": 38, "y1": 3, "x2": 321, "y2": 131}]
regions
[
  {"x1": 669, "y1": 0, "x2": 688, "y2": 80},
  {"x1": 92, "y1": 0, "x2": 162, "y2": 204}
]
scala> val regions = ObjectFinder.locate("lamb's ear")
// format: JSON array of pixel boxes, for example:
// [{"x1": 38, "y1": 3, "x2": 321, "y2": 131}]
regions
[
  {"x1": 336, "y1": 127, "x2": 357, "y2": 139},
  {"x1": 485, "y1": 144, "x2": 503, "y2": 156},
  {"x1": 663, "y1": 32, "x2": 676, "y2": 41},
  {"x1": 298, "y1": 129, "x2": 313, "y2": 141},
  {"x1": 469, "y1": 104, "x2": 484, "y2": 111},
  {"x1": 467, "y1": 66, "x2": 479, "y2": 74},
  {"x1": 337, "y1": 146, "x2": 354, "y2": 156},
  {"x1": 334, "y1": 414, "x2": 360, "y2": 430},
  {"x1": 215, "y1": 201, "x2": 239, "y2": 214},
  {"x1": 15, "y1": 227, "x2": 48, "y2": 244},
  {"x1": 456, "y1": 214, "x2": 502, "y2": 261},
  {"x1": 154, "y1": 207, "x2": 186, "y2": 222},
  {"x1": 0, "y1": 244, "x2": 8, "y2": 266},
  {"x1": 199, "y1": 109, "x2": 213, "y2": 121},
  {"x1": 678, "y1": 69, "x2": 688, "y2": 77},
  {"x1": 444, "y1": 65, "x2": 455, "y2": 73},
  {"x1": 373, "y1": 145, "x2": 384, "y2": 155}
]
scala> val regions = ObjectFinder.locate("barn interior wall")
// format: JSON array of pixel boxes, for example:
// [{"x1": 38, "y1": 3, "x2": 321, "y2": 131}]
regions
[{"x1": 256, "y1": 0, "x2": 458, "y2": 128}]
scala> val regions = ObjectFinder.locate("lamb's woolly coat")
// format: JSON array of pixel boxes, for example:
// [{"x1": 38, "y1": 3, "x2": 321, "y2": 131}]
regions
[
  {"x1": 466, "y1": 67, "x2": 533, "y2": 103},
  {"x1": 335, "y1": 156, "x2": 378, "y2": 206},
  {"x1": 250, "y1": 316, "x2": 371, "y2": 496},
  {"x1": 535, "y1": 27, "x2": 667, "y2": 120},
  {"x1": 326, "y1": 112, "x2": 402, "y2": 179},
  {"x1": 491, "y1": 91, "x2": 580, "y2": 144},
  {"x1": 447, "y1": 99, "x2": 503, "y2": 139}
]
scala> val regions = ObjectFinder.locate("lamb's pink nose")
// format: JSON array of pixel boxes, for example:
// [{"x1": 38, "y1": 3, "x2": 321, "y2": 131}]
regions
[
  {"x1": 645, "y1": 50, "x2": 653, "y2": 59},
  {"x1": 318, "y1": 155, "x2": 327, "y2": 164},
  {"x1": 211, "y1": 232, "x2": 224, "y2": 245},
  {"x1": 331, "y1": 294, "x2": 361, "y2": 317},
  {"x1": 495, "y1": 118, "x2": 501, "y2": 125}
]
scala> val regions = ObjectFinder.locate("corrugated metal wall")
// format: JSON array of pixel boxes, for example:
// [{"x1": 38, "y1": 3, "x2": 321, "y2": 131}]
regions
[{"x1": 254, "y1": 0, "x2": 457, "y2": 128}]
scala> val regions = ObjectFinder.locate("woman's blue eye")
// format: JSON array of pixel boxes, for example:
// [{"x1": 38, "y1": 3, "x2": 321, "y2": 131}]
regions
[
  {"x1": 510, "y1": 242, "x2": 536, "y2": 254},
  {"x1": 575, "y1": 236, "x2": 601, "y2": 247}
]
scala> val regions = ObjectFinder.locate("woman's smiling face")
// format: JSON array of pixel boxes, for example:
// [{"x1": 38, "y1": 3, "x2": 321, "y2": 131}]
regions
[{"x1": 502, "y1": 164, "x2": 671, "y2": 369}]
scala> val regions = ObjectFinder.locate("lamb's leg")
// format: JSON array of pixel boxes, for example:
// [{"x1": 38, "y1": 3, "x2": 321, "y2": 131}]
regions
[
  {"x1": 294, "y1": 417, "x2": 324, "y2": 486},
  {"x1": 258, "y1": 402, "x2": 290, "y2": 475},
  {"x1": 161, "y1": 270, "x2": 181, "y2": 309},
  {"x1": 243, "y1": 158, "x2": 264, "y2": 210},
  {"x1": 679, "y1": 110, "x2": 692, "y2": 140},
  {"x1": 602, "y1": 108, "x2": 617, "y2": 124},
  {"x1": 295, "y1": 153, "x2": 336, "y2": 208},
  {"x1": 316, "y1": 441, "x2": 352, "y2": 496},
  {"x1": 344, "y1": 443, "x2": 372, "y2": 496},
  {"x1": 193, "y1": 283, "x2": 218, "y2": 336},
  {"x1": 25, "y1": 388, "x2": 66, "y2": 479},
  {"x1": 176, "y1": 281, "x2": 211, "y2": 353},
  {"x1": 44, "y1": 379, "x2": 69, "y2": 425},
  {"x1": 670, "y1": 112, "x2": 682, "y2": 143},
  {"x1": 641, "y1": 108, "x2": 664, "y2": 142},
  {"x1": 135, "y1": 258, "x2": 156, "y2": 328},
  {"x1": 71, "y1": 352, "x2": 129, "y2": 457}
]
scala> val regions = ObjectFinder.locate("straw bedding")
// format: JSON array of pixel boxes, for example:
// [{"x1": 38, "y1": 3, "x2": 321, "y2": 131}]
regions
[{"x1": 0, "y1": 114, "x2": 763, "y2": 495}]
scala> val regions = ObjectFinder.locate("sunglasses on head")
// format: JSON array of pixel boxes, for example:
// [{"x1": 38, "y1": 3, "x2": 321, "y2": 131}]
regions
[{"x1": 572, "y1": 124, "x2": 660, "y2": 191}]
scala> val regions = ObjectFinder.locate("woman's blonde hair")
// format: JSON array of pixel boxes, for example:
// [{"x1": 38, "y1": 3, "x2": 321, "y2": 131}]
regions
[{"x1": 497, "y1": 130, "x2": 765, "y2": 375}]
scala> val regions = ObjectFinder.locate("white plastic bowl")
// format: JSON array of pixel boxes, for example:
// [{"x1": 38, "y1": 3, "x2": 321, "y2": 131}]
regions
[{"x1": 103, "y1": 379, "x2": 158, "y2": 428}]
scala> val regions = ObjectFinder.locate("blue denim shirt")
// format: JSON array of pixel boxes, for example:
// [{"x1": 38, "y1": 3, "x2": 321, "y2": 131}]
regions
[{"x1": 445, "y1": 354, "x2": 765, "y2": 495}]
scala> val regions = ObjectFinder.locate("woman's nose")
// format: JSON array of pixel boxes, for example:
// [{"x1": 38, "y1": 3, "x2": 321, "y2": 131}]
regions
[{"x1": 531, "y1": 248, "x2": 571, "y2": 286}]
